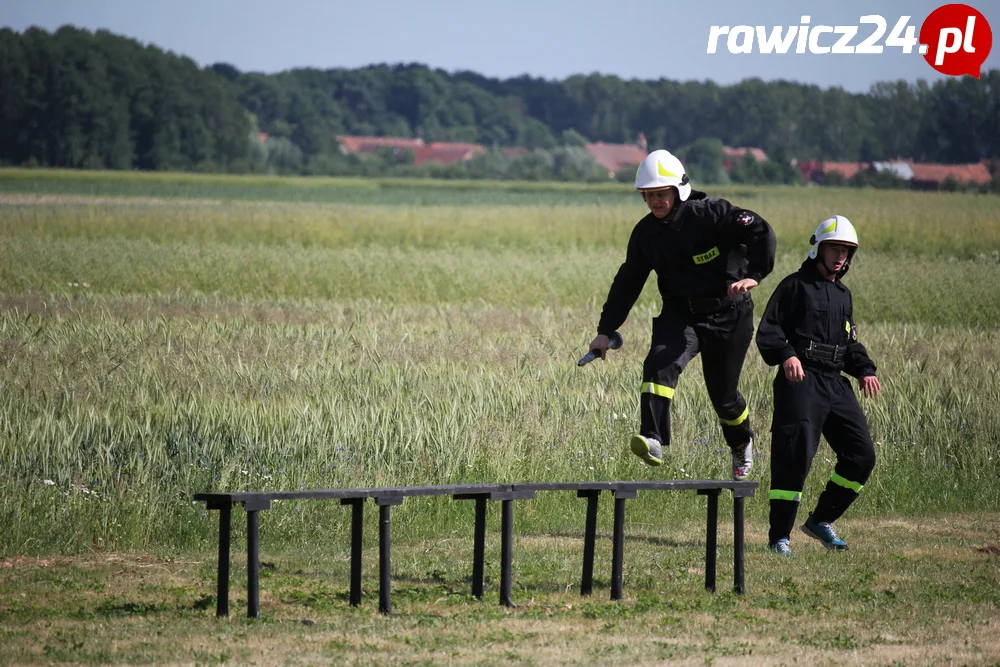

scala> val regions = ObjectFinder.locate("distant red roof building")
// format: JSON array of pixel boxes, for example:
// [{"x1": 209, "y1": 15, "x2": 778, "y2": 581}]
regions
[
  {"x1": 721, "y1": 146, "x2": 769, "y2": 170},
  {"x1": 336, "y1": 135, "x2": 425, "y2": 154},
  {"x1": 823, "y1": 162, "x2": 870, "y2": 179},
  {"x1": 796, "y1": 160, "x2": 870, "y2": 183},
  {"x1": 336, "y1": 135, "x2": 490, "y2": 166},
  {"x1": 412, "y1": 142, "x2": 486, "y2": 166},
  {"x1": 794, "y1": 159, "x2": 821, "y2": 181},
  {"x1": 584, "y1": 142, "x2": 647, "y2": 177},
  {"x1": 907, "y1": 161, "x2": 992, "y2": 189},
  {"x1": 795, "y1": 157, "x2": 993, "y2": 190}
]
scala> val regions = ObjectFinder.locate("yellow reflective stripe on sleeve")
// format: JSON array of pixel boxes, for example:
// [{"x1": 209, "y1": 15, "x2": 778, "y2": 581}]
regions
[
  {"x1": 831, "y1": 473, "x2": 863, "y2": 493},
  {"x1": 845, "y1": 320, "x2": 851, "y2": 333},
  {"x1": 641, "y1": 382, "x2": 675, "y2": 399},
  {"x1": 769, "y1": 489, "x2": 802, "y2": 502},
  {"x1": 720, "y1": 406, "x2": 749, "y2": 426}
]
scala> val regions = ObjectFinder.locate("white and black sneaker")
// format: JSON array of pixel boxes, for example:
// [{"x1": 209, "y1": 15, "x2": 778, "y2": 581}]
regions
[{"x1": 731, "y1": 438, "x2": 753, "y2": 481}]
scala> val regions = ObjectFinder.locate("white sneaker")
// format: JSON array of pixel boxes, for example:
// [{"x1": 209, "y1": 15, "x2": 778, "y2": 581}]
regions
[{"x1": 731, "y1": 438, "x2": 753, "y2": 481}]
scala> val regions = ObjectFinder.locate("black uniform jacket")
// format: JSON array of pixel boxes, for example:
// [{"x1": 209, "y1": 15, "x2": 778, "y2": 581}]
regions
[
  {"x1": 597, "y1": 190, "x2": 777, "y2": 336},
  {"x1": 755, "y1": 259, "x2": 877, "y2": 378}
]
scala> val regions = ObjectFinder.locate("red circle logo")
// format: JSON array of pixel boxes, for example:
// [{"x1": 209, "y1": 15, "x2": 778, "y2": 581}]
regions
[{"x1": 920, "y1": 4, "x2": 993, "y2": 78}]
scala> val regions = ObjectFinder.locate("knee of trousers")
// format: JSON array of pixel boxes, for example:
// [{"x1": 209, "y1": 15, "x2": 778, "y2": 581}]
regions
[
  {"x1": 769, "y1": 421, "x2": 814, "y2": 456},
  {"x1": 643, "y1": 359, "x2": 683, "y2": 386},
  {"x1": 861, "y1": 447, "x2": 876, "y2": 477},
  {"x1": 839, "y1": 446, "x2": 876, "y2": 486},
  {"x1": 769, "y1": 423, "x2": 814, "y2": 490},
  {"x1": 716, "y1": 399, "x2": 749, "y2": 427},
  {"x1": 704, "y1": 374, "x2": 744, "y2": 411}
]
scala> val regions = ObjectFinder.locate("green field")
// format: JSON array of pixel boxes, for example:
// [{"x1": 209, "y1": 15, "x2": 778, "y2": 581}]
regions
[{"x1": 1, "y1": 169, "x2": 999, "y2": 664}]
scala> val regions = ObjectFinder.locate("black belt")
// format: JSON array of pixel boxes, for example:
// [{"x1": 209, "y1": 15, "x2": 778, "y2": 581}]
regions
[
  {"x1": 797, "y1": 340, "x2": 846, "y2": 364},
  {"x1": 683, "y1": 292, "x2": 749, "y2": 315}
]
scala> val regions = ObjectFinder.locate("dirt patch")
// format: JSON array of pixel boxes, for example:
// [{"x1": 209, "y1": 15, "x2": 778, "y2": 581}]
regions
[{"x1": 0, "y1": 556, "x2": 78, "y2": 569}]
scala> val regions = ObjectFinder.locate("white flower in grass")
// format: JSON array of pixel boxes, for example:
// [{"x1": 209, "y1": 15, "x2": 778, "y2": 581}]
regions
[{"x1": 43, "y1": 479, "x2": 56, "y2": 486}]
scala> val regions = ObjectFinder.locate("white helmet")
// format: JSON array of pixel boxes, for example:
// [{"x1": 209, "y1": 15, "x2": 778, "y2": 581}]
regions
[
  {"x1": 634, "y1": 149, "x2": 691, "y2": 201},
  {"x1": 808, "y1": 215, "x2": 859, "y2": 274}
]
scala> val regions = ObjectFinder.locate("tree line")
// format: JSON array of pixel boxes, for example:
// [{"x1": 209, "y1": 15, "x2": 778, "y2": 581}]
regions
[{"x1": 1, "y1": 25, "x2": 998, "y2": 183}]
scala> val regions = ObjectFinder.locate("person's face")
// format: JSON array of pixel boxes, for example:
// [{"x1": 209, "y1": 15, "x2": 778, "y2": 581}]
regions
[
  {"x1": 641, "y1": 187, "x2": 678, "y2": 218},
  {"x1": 818, "y1": 242, "x2": 853, "y2": 276}
]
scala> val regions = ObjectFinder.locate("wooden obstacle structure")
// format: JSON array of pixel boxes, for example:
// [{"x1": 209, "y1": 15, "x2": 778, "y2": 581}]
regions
[{"x1": 194, "y1": 479, "x2": 758, "y2": 618}]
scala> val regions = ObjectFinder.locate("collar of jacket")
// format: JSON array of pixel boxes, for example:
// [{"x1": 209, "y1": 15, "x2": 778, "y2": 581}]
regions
[
  {"x1": 660, "y1": 189, "x2": 708, "y2": 229},
  {"x1": 800, "y1": 258, "x2": 847, "y2": 291}
]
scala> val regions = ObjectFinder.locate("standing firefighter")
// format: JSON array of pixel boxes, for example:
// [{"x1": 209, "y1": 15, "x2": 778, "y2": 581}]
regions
[
  {"x1": 585, "y1": 149, "x2": 777, "y2": 480},
  {"x1": 755, "y1": 215, "x2": 881, "y2": 555}
]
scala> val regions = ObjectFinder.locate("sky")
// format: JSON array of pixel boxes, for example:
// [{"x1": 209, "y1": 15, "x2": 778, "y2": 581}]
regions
[{"x1": 3, "y1": 0, "x2": 999, "y2": 93}]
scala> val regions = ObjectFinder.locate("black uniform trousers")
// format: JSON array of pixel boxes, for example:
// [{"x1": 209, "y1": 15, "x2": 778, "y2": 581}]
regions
[
  {"x1": 768, "y1": 368, "x2": 877, "y2": 544},
  {"x1": 640, "y1": 294, "x2": 755, "y2": 451}
]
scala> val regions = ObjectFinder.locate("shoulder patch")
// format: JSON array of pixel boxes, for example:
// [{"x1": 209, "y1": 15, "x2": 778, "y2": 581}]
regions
[{"x1": 735, "y1": 211, "x2": 754, "y2": 225}]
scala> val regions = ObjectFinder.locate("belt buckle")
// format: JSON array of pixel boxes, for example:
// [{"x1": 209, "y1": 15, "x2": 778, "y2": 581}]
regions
[{"x1": 803, "y1": 340, "x2": 829, "y2": 362}]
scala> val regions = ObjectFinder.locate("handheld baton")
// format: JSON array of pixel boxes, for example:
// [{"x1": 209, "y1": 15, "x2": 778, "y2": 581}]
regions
[{"x1": 578, "y1": 331, "x2": 624, "y2": 367}]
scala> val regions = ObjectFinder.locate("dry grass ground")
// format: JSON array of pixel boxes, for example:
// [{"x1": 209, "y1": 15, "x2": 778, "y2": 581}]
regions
[{"x1": 2, "y1": 513, "x2": 999, "y2": 665}]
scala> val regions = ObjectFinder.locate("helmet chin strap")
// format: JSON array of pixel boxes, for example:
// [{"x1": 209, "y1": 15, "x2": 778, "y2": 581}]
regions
[
  {"x1": 818, "y1": 257, "x2": 840, "y2": 279},
  {"x1": 817, "y1": 245, "x2": 852, "y2": 279}
]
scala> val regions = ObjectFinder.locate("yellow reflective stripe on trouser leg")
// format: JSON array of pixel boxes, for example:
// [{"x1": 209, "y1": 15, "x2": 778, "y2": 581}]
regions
[
  {"x1": 641, "y1": 382, "x2": 675, "y2": 399},
  {"x1": 831, "y1": 473, "x2": 864, "y2": 493},
  {"x1": 769, "y1": 489, "x2": 802, "y2": 502},
  {"x1": 720, "y1": 405, "x2": 749, "y2": 426}
]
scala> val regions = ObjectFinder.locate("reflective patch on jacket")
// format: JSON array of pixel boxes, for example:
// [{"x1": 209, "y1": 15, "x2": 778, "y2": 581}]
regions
[{"x1": 693, "y1": 247, "x2": 720, "y2": 265}]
